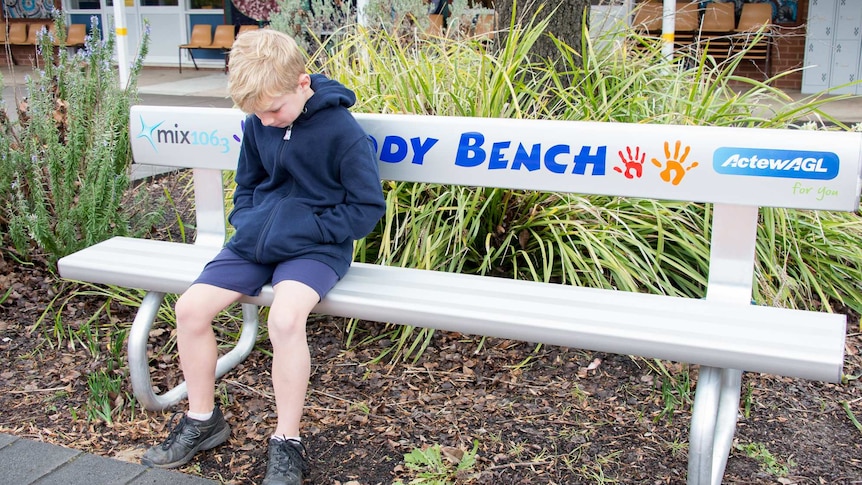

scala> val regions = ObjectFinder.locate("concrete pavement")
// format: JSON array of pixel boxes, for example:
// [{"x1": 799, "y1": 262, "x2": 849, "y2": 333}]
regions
[
  {"x1": 136, "y1": 66, "x2": 232, "y2": 108},
  {"x1": 0, "y1": 433, "x2": 217, "y2": 485},
  {"x1": 1, "y1": 65, "x2": 233, "y2": 113}
]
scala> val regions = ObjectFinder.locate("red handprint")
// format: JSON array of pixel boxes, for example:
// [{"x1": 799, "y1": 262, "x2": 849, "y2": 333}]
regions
[{"x1": 614, "y1": 146, "x2": 646, "y2": 179}]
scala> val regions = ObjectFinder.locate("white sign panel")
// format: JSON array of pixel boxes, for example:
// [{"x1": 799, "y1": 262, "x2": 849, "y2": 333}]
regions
[{"x1": 130, "y1": 106, "x2": 862, "y2": 211}]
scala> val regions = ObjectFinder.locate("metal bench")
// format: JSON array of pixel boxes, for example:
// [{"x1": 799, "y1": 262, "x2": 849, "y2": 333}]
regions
[{"x1": 58, "y1": 105, "x2": 862, "y2": 485}]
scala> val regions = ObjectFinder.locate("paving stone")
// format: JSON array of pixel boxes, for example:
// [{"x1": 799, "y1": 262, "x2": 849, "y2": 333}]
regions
[
  {"x1": 30, "y1": 452, "x2": 145, "y2": 485},
  {"x1": 0, "y1": 433, "x2": 217, "y2": 484},
  {"x1": 0, "y1": 437, "x2": 80, "y2": 485},
  {"x1": 128, "y1": 467, "x2": 218, "y2": 484},
  {"x1": 0, "y1": 433, "x2": 19, "y2": 448}
]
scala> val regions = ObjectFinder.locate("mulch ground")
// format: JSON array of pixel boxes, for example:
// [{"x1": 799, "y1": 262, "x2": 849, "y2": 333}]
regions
[{"x1": 2, "y1": 172, "x2": 862, "y2": 484}]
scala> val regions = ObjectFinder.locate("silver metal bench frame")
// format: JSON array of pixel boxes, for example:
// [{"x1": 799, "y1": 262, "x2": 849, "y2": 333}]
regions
[{"x1": 58, "y1": 107, "x2": 862, "y2": 485}]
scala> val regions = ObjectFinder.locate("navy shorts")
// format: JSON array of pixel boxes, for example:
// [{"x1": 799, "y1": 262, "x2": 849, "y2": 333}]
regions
[{"x1": 193, "y1": 248, "x2": 339, "y2": 301}]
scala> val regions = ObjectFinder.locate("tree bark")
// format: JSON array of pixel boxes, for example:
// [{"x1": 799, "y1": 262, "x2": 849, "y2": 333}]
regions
[{"x1": 494, "y1": 0, "x2": 589, "y2": 65}]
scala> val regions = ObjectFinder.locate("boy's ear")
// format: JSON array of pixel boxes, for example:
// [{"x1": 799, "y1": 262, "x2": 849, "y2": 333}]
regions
[{"x1": 298, "y1": 73, "x2": 312, "y2": 89}]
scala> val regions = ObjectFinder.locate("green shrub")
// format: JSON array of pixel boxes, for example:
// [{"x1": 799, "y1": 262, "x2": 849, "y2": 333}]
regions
[
  {"x1": 0, "y1": 15, "x2": 153, "y2": 265},
  {"x1": 317, "y1": 17, "x2": 862, "y2": 360}
]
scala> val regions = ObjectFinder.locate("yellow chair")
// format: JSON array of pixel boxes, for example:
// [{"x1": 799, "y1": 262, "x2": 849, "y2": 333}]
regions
[
  {"x1": 733, "y1": 3, "x2": 773, "y2": 74},
  {"x1": 632, "y1": 0, "x2": 663, "y2": 34},
  {"x1": 672, "y1": 2, "x2": 700, "y2": 51},
  {"x1": 210, "y1": 24, "x2": 235, "y2": 50},
  {"x1": 674, "y1": 2, "x2": 700, "y2": 32},
  {"x1": 17, "y1": 22, "x2": 52, "y2": 46},
  {"x1": 702, "y1": 2, "x2": 736, "y2": 32},
  {"x1": 8, "y1": 23, "x2": 28, "y2": 45},
  {"x1": 426, "y1": 14, "x2": 443, "y2": 37},
  {"x1": 237, "y1": 24, "x2": 260, "y2": 37},
  {"x1": 207, "y1": 24, "x2": 236, "y2": 73},
  {"x1": 473, "y1": 13, "x2": 497, "y2": 41},
  {"x1": 0, "y1": 24, "x2": 10, "y2": 65},
  {"x1": 736, "y1": 3, "x2": 772, "y2": 33},
  {"x1": 700, "y1": 2, "x2": 736, "y2": 60},
  {"x1": 66, "y1": 24, "x2": 87, "y2": 50},
  {"x1": 5, "y1": 23, "x2": 28, "y2": 65},
  {"x1": 178, "y1": 24, "x2": 213, "y2": 73}
]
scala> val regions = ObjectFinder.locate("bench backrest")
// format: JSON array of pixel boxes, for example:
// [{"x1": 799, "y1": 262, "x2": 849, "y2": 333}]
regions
[
  {"x1": 130, "y1": 105, "x2": 862, "y2": 212},
  {"x1": 130, "y1": 104, "x2": 861, "y2": 307}
]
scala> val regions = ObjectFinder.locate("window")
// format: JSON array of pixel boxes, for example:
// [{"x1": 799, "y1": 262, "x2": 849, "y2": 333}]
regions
[
  {"x1": 68, "y1": 0, "x2": 102, "y2": 9},
  {"x1": 189, "y1": 0, "x2": 224, "y2": 9},
  {"x1": 105, "y1": 0, "x2": 180, "y2": 5},
  {"x1": 140, "y1": 0, "x2": 180, "y2": 5}
]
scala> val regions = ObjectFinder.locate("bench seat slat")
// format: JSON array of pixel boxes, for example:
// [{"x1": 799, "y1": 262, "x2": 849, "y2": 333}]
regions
[{"x1": 58, "y1": 237, "x2": 845, "y2": 383}]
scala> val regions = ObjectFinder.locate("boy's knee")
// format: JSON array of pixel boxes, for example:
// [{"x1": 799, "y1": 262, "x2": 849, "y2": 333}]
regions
[
  {"x1": 175, "y1": 294, "x2": 213, "y2": 331},
  {"x1": 266, "y1": 310, "x2": 306, "y2": 342}
]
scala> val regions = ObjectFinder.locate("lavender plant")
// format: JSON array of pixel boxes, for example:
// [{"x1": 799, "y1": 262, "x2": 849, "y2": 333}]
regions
[
  {"x1": 269, "y1": 0, "x2": 469, "y2": 57},
  {"x1": 0, "y1": 15, "x2": 153, "y2": 265},
  {"x1": 270, "y1": 0, "x2": 356, "y2": 55}
]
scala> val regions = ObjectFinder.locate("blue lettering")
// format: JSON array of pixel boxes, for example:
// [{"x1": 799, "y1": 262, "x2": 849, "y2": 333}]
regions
[
  {"x1": 379, "y1": 135, "x2": 409, "y2": 164},
  {"x1": 489, "y1": 141, "x2": 511, "y2": 170},
  {"x1": 573, "y1": 145, "x2": 607, "y2": 175},
  {"x1": 544, "y1": 145, "x2": 569, "y2": 174},
  {"x1": 455, "y1": 132, "x2": 485, "y2": 167},
  {"x1": 512, "y1": 143, "x2": 541, "y2": 172},
  {"x1": 452, "y1": 133, "x2": 606, "y2": 177},
  {"x1": 410, "y1": 137, "x2": 438, "y2": 165}
]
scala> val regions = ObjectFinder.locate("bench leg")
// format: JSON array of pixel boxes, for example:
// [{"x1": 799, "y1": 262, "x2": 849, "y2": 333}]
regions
[
  {"x1": 128, "y1": 291, "x2": 261, "y2": 411},
  {"x1": 687, "y1": 203, "x2": 756, "y2": 483},
  {"x1": 687, "y1": 366, "x2": 743, "y2": 485}
]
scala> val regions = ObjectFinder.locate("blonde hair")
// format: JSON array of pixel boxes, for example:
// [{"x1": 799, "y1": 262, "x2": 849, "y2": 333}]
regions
[{"x1": 227, "y1": 29, "x2": 307, "y2": 113}]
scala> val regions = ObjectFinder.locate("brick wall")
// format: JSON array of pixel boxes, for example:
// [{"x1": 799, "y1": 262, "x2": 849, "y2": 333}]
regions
[
  {"x1": 731, "y1": 0, "x2": 809, "y2": 91},
  {"x1": 1, "y1": 21, "x2": 55, "y2": 67}
]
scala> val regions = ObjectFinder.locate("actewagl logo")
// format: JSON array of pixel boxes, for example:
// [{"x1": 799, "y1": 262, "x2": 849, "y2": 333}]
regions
[
  {"x1": 712, "y1": 147, "x2": 840, "y2": 180},
  {"x1": 713, "y1": 147, "x2": 839, "y2": 180}
]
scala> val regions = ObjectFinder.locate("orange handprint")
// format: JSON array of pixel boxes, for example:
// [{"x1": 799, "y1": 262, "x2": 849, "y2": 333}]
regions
[{"x1": 651, "y1": 140, "x2": 699, "y2": 186}]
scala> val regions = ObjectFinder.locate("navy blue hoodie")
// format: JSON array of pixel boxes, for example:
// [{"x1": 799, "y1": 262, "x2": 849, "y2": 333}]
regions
[{"x1": 225, "y1": 74, "x2": 385, "y2": 278}]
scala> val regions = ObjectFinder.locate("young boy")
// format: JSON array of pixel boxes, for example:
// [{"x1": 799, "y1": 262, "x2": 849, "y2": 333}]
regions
[{"x1": 140, "y1": 28, "x2": 386, "y2": 485}]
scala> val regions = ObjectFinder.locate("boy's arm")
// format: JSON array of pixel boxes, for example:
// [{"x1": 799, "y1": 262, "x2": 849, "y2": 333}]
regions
[
  {"x1": 229, "y1": 122, "x2": 267, "y2": 223},
  {"x1": 315, "y1": 138, "x2": 386, "y2": 243}
]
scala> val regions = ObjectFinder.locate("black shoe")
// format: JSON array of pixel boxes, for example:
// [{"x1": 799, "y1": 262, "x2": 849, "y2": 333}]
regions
[
  {"x1": 141, "y1": 406, "x2": 230, "y2": 469},
  {"x1": 262, "y1": 438, "x2": 308, "y2": 485}
]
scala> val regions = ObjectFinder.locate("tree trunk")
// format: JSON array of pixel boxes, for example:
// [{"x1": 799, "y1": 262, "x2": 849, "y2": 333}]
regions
[{"x1": 495, "y1": 0, "x2": 589, "y2": 64}]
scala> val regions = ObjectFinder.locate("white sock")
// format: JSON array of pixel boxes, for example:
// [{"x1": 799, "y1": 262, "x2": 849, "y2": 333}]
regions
[
  {"x1": 272, "y1": 434, "x2": 301, "y2": 442},
  {"x1": 187, "y1": 410, "x2": 213, "y2": 421}
]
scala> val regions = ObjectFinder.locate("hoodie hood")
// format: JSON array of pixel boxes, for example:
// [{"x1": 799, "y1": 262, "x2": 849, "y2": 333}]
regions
[{"x1": 301, "y1": 74, "x2": 357, "y2": 120}]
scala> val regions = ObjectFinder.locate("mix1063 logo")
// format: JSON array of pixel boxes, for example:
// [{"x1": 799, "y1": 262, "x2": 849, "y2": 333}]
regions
[{"x1": 136, "y1": 115, "x2": 241, "y2": 154}]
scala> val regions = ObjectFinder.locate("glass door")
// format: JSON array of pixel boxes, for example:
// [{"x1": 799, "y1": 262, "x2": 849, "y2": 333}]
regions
[{"x1": 104, "y1": 0, "x2": 182, "y2": 65}]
